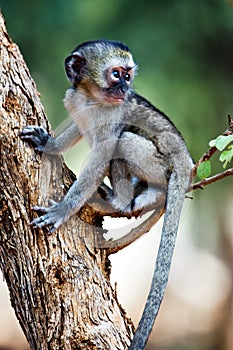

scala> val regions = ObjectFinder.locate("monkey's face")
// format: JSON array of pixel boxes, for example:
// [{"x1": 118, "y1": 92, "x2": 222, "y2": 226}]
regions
[
  {"x1": 65, "y1": 40, "x2": 137, "y2": 106},
  {"x1": 78, "y1": 62, "x2": 136, "y2": 106},
  {"x1": 100, "y1": 65, "x2": 134, "y2": 105}
]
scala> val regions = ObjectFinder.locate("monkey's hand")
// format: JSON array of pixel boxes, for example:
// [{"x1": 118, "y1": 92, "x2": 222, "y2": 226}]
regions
[
  {"x1": 31, "y1": 200, "x2": 72, "y2": 233},
  {"x1": 20, "y1": 126, "x2": 51, "y2": 153}
]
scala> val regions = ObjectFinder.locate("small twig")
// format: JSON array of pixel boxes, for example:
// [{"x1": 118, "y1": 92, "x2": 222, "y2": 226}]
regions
[
  {"x1": 227, "y1": 113, "x2": 233, "y2": 132},
  {"x1": 189, "y1": 167, "x2": 233, "y2": 192}
]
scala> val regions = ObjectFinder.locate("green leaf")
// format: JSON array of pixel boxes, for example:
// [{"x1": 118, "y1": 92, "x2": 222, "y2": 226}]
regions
[
  {"x1": 209, "y1": 135, "x2": 233, "y2": 151},
  {"x1": 197, "y1": 161, "x2": 211, "y2": 179},
  {"x1": 209, "y1": 139, "x2": 216, "y2": 148},
  {"x1": 219, "y1": 145, "x2": 233, "y2": 168}
]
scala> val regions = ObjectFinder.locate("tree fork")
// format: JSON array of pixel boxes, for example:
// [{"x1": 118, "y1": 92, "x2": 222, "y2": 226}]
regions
[{"x1": 0, "y1": 12, "x2": 134, "y2": 350}]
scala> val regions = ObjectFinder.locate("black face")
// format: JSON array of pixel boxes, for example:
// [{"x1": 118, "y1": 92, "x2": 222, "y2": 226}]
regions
[{"x1": 102, "y1": 66, "x2": 134, "y2": 104}]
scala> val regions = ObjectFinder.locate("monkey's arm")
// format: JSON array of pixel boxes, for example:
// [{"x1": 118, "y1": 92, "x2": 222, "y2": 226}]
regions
[
  {"x1": 30, "y1": 136, "x2": 119, "y2": 233},
  {"x1": 20, "y1": 122, "x2": 81, "y2": 154}
]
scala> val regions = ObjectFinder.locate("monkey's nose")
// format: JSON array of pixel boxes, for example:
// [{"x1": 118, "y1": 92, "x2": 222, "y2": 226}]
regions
[{"x1": 119, "y1": 80, "x2": 128, "y2": 94}]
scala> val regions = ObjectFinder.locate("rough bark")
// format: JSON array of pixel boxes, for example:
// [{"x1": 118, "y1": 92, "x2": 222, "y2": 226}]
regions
[{"x1": 0, "y1": 12, "x2": 134, "y2": 350}]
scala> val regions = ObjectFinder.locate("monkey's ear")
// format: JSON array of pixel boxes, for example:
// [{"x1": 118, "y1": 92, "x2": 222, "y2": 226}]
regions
[{"x1": 65, "y1": 53, "x2": 86, "y2": 84}]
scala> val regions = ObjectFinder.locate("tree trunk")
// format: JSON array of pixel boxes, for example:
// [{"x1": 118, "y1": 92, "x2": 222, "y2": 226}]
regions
[{"x1": 0, "y1": 12, "x2": 134, "y2": 350}]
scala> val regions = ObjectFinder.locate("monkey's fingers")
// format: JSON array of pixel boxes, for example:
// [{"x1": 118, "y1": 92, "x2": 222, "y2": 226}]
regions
[
  {"x1": 20, "y1": 125, "x2": 47, "y2": 137},
  {"x1": 20, "y1": 136, "x2": 45, "y2": 152},
  {"x1": 20, "y1": 133, "x2": 39, "y2": 144},
  {"x1": 30, "y1": 205, "x2": 65, "y2": 233},
  {"x1": 31, "y1": 200, "x2": 58, "y2": 213},
  {"x1": 30, "y1": 213, "x2": 59, "y2": 232},
  {"x1": 20, "y1": 126, "x2": 49, "y2": 152},
  {"x1": 30, "y1": 214, "x2": 52, "y2": 228},
  {"x1": 31, "y1": 205, "x2": 48, "y2": 213}
]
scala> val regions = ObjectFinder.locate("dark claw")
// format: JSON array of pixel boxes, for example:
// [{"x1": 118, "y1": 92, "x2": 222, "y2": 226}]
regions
[{"x1": 48, "y1": 226, "x2": 56, "y2": 234}]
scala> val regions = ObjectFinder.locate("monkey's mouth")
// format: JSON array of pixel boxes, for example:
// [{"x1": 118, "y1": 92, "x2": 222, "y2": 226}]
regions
[
  {"x1": 102, "y1": 87, "x2": 126, "y2": 104},
  {"x1": 104, "y1": 94, "x2": 125, "y2": 104}
]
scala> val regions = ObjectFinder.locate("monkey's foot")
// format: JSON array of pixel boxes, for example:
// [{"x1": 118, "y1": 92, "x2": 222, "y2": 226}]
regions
[
  {"x1": 30, "y1": 200, "x2": 71, "y2": 233},
  {"x1": 20, "y1": 125, "x2": 50, "y2": 152}
]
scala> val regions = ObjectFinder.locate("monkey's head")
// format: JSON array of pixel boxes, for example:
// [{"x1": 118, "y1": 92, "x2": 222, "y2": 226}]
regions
[{"x1": 65, "y1": 40, "x2": 137, "y2": 105}]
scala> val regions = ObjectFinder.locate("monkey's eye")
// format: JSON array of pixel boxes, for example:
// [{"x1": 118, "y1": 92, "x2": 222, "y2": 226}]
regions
[
  {"x1": 111, "y1": 70, "x2": 121, "y2": 81},
  {"x1": 125, "y1": 73, "x2": 131, "y2": 82}
]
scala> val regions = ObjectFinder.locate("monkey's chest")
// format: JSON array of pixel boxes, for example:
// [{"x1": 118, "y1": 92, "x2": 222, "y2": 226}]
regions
[{"x1": 74, "y1": 108, "x2": 123, "y2": 146}]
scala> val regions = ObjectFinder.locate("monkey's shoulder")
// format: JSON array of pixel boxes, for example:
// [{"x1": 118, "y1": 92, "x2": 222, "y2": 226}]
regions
[
  {"x1": 128, "y1": 92, "x2": 167, "y2": 118},
  {"x1": 126, "y1": 91, "x2": 183, "y2": 139}
]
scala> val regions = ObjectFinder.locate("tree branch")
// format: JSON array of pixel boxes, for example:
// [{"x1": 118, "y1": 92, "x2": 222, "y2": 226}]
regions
[{"x1": 190, "y1": 167, "x2": 233, "y2": 191}]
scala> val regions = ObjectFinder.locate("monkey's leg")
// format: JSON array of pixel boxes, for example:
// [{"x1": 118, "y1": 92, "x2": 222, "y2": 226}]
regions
[
  {"x1": 96, "y1": 190, "x2": 166, "y2": 253},
  {"x1": 115, "y1": 131, "x2": 168, "y2": 210},
  {"x1": 109, "y1": 158, "x2": 136, "y2": 211}
]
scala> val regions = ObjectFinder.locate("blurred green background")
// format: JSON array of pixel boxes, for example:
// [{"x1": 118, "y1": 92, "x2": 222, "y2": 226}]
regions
[
  {"x1": 0, "y1": 1, "x2": 232, "y2": 350},
  {"x1": 1, "y1": 0, "x2": 233, "y2": 159}
]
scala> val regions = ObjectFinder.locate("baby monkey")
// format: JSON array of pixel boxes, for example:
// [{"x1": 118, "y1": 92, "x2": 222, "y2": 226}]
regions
[{"x1": 21, "y1": 40, "x2": 193, "y2": 349}]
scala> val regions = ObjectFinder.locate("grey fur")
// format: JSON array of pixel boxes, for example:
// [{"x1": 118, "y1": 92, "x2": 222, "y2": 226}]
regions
[{"x1": 20, "y1": 40, "x2": 193, "y2": 349}]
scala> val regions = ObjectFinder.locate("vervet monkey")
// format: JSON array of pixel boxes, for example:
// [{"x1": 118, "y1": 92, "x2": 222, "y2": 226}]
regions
[{"x1": 21, "y1": 40, "x2": 193, "y2": 349}]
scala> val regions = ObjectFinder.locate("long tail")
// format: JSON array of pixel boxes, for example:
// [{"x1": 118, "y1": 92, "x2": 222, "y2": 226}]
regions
[{"x1": 129, "y1": 170, "x2": 189, "y2": 350}]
